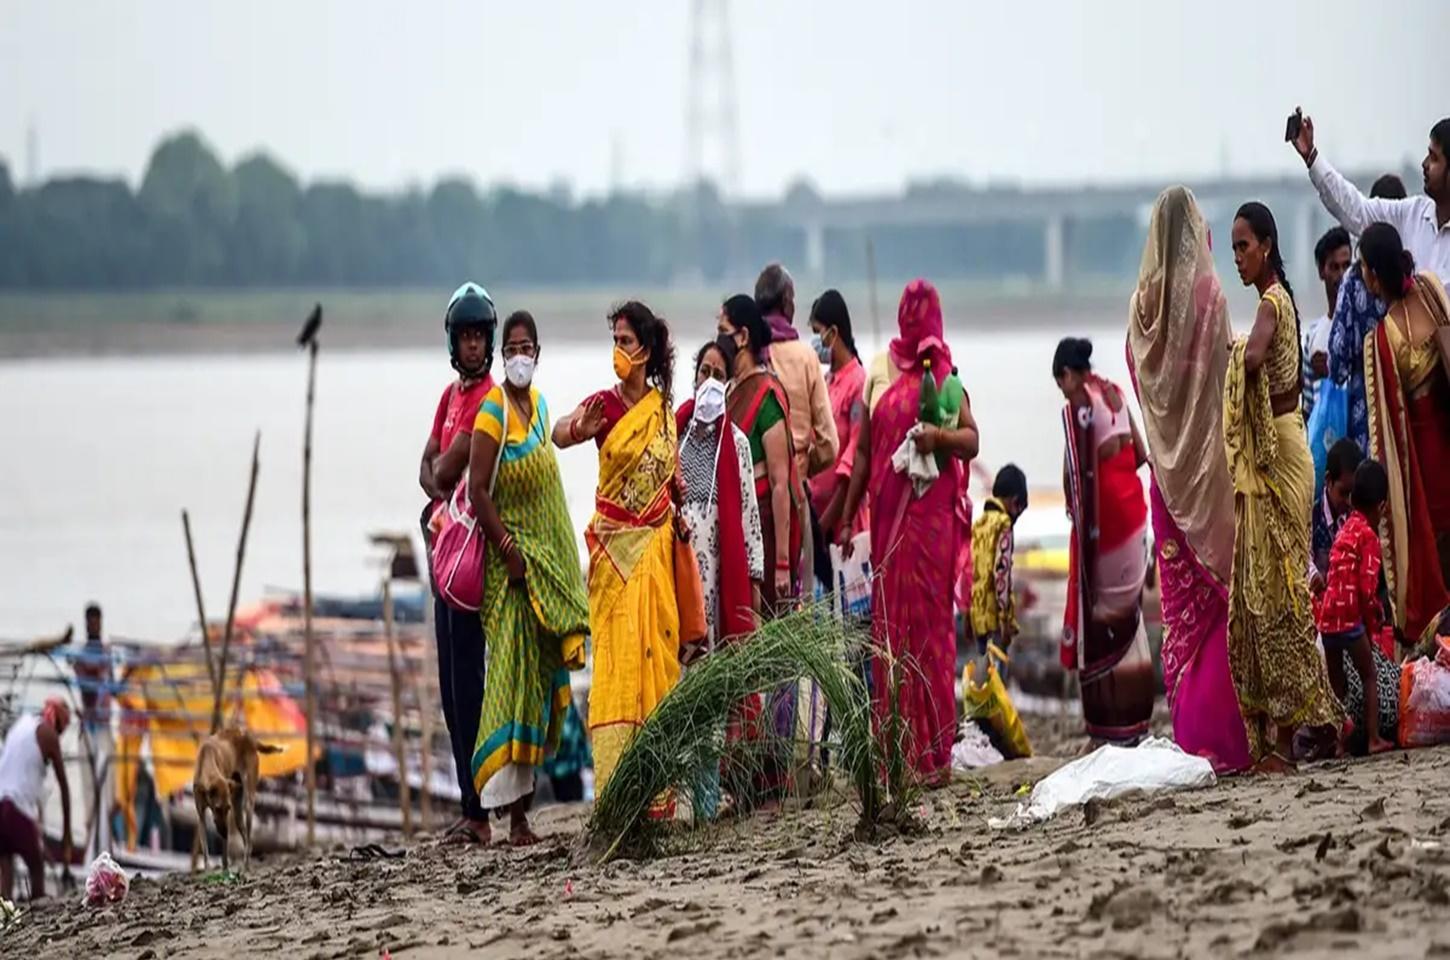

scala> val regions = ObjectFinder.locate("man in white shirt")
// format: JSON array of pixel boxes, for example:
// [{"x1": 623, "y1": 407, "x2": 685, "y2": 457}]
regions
[
  {"x1": 1302, "y1": 226, "x2": 1351, "y2": 418},
  {"x1": 1290, "y1": 112, "x2": 1450, "y2": 279},
  {"x1": 0, "y1": 699, "x2": 73, "y2": 900}
]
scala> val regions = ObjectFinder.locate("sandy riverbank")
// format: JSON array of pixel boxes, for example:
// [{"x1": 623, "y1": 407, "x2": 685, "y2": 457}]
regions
[{"x1": 10, "y1": 712, "x2": 1450, "y2": 960}]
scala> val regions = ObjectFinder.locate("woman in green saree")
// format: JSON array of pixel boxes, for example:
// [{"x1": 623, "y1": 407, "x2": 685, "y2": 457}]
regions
[{"x1": 466, "y1": 311, "x2": 590, "y2": 844}]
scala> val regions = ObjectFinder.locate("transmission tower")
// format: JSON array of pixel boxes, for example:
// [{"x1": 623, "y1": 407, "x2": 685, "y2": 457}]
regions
[
  {"x1": 682, "y1": 0, "x2": 744, "y2": 282},
  {"x1": 684, "y1": 0, "x2": 741, "y2": 197}
]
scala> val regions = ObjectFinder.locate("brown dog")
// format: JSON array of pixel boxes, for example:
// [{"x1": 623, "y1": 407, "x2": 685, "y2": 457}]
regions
[{"x1": 191, "y1": 727, "x2": 283, "y2": 873}]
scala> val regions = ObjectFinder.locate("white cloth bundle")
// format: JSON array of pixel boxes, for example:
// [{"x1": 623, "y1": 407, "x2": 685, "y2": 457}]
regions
[{"x1": 891, "y1": 423, "x2": 939, "y2": 497}]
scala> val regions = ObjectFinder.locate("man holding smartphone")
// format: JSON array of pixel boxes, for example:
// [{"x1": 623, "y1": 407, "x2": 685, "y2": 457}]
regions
[{"x1": 1288, "y1": 108, "x2": 1450, "y2": 279}]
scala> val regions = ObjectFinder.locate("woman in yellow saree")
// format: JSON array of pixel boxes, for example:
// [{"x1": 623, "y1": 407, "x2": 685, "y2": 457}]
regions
[
  {"x1": 1226, "y1": 203, "x2": 1342, "y2": 772},
  {"x1": 554, "y1": 301, "x2": 681, "y2": 794}
]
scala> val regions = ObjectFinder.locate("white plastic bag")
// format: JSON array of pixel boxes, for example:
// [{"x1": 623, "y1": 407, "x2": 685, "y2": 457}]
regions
[
  {"x1": 0, "y1": 896, "x2": 20, "y2": 930},
  {"x1": 1400, "y1": 651, "x2": 1450, "y2": 747},
  {"x1": 951, "y1": 722, "x2": 1004, "y2": 771},
  {"x1": 829, "y1": 532, "x2": 872, "y2": 622},
  {"x1": 82, "y1": 852, "x2": 129, "y2": 906},
  {"x1": 988, "y1": 737, "x2": 1214, "y2": 829}
]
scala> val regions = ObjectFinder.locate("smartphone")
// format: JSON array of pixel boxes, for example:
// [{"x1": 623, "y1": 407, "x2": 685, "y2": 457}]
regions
[{"x1": 1284, "y1": 111, "x2": 1303, "y2": 143}]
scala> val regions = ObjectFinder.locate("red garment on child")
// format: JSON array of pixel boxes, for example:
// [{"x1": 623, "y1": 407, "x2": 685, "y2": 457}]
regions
[{"x1": 1316, "y1": 510, "x2": 1384, "y2": 638}]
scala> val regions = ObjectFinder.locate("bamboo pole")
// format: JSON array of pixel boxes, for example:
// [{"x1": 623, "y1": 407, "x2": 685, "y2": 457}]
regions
[
  {"x1": 299, "y1": 308, "x2": 321, "y2": 847},
  {"x1": 382, "y1": 578, "x2": 412, "y2": 837},
  {"x1": 181, "y1": 510, "x2": 217, "y2": 696},
  {"x1": 418, "y1": 595, "x2": 436, "y2": 833},
  {"x1": 210, "y1": 432, "x2": 261, "y2": 735}
]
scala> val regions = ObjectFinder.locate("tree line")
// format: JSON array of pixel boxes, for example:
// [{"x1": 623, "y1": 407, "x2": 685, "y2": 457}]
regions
[{"x1": 0, "y1": 130, "x2": 1145, "y2": 290}]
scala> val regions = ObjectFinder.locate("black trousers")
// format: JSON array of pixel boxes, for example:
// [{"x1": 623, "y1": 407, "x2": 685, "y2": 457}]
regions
[{"x1": 434, "y1": 593, "x2": 486, "y2": 820}]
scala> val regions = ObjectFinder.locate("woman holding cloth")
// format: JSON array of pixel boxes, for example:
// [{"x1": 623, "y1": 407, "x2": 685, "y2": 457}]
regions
[
  {"x1": 1127, "y1": 186, "x2": 1250, "y2": 773},
  {"x1": 465, "y1": 311, "x2": 589, "y2": 844},
  {"x1": 554, "y1": 302, "x2": 680, "y2": 794},
  {"x1": 1225, "y1": 202, "x2": 1342, "y2": 772},
  {"x1": 839, "y1": 279, "x2": 979, "y2": 785},
  {"x1": 1053, "y1": 337, "x2": 1154, "y2": 747}
]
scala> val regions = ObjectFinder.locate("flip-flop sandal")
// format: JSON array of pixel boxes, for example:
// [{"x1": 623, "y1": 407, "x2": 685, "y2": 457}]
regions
[
  {"x1": 348, "y1": 843, "x2": 406, "y2": 861},
  {"x1": 1252, "y1": 752, "x2": 1296, "y2": 775},
  {"x1": 441, "y1": 822, "x2": 488, "y2": 846}
]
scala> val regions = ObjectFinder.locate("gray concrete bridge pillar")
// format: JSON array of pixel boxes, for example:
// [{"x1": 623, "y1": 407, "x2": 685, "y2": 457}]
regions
[
  {"x1": 1044, "y1": 214, "x2": 1065, "y2": 290},
  {"x1": 1293, "y1": 198, "x2": 1315, "y2": 300},
  {"x1": 805, "y1": 220, "x2": 826, "y2": 281}
]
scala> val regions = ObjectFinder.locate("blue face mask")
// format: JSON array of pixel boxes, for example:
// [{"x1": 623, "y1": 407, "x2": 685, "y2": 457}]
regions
[{"x1": 811, "y1": 331, "x2": 831, "y2": 364}]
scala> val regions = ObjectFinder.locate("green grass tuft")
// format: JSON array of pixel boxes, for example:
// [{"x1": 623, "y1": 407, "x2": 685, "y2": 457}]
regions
[{"x1": 584, "y1": 601, "x2": 933, "y2": 861}]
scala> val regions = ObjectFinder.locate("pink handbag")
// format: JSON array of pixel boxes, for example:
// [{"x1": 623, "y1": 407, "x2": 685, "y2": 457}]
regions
[{"x1": 430, "y1": 396, "x2": 507, "y2": 612}]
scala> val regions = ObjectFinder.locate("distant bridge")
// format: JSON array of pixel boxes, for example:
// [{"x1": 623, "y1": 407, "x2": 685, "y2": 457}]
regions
[{"x1": 748, "y1": 164, "x2": 1421, "y2": 295}]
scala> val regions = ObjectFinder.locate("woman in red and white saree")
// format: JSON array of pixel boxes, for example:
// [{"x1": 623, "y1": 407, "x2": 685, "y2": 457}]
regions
[
  {"x1": 1358, "y1": 223, "x2": 1450, "y2": 644},
  {"x1": 1054, "y1": 337, "x2": 1155, "y2": 745}
]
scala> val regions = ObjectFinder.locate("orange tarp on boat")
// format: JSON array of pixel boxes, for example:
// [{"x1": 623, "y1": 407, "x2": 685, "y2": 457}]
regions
[{"x1": 113, "y1": 658, "x2": 311, "y2": 849}]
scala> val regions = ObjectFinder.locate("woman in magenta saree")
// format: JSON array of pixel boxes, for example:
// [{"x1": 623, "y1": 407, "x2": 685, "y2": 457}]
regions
[
  {"x1": 841, "y1": 279, "x2": 980, "y2": 785},
  {"x1": 1127, "y1": 187, "x2": 1251, "y2": 773}
]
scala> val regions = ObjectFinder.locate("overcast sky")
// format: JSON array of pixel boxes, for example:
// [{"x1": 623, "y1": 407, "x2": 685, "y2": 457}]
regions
[{"x1": 2, "y1": 0, "x2": 1445, "y2": 199}]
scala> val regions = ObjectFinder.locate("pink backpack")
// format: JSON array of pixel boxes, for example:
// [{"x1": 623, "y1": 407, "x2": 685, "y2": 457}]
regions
[{"x1": 430, "y1": 396, "x2": 507, "y2": 612}]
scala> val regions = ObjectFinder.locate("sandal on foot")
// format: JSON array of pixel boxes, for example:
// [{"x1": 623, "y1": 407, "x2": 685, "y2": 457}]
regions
[{"x1": 441, "y1": 822, "x2": 489, "y2": 846}]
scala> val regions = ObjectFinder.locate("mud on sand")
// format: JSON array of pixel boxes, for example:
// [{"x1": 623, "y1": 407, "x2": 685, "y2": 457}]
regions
[{"x1": 12, "y1": 744, "x2": 1450, "y2": 959}]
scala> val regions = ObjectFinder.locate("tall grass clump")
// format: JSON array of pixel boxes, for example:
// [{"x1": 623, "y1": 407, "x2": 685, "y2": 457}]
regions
[{"x1": 584, "y1": 602, "x2": 892, "y2": 862}]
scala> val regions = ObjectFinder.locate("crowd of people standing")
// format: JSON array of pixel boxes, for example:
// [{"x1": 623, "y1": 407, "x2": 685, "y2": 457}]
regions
[
  {"x1": 3, "y1": 112, "x2": 1445, "y2": 906},
  {"x1": 409, "y1": 110, "x2": 1450, "y2": 845},
  {"x1": 1125, "y1": 111, "x2": 1450, "y2": 773}
]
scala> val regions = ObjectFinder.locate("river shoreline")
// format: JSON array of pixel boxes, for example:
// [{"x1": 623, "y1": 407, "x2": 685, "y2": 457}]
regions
[{"x1": 0, "y1": 286, "x2": 1136, "y2": 360}]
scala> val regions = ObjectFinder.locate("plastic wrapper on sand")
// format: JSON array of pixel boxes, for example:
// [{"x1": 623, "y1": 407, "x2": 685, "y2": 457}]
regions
[
  {"x1": 988, "y1": 737, "x2": 1215, "y2": 829},
  {"x1": 962, "y1": 655, "x2": 1031, "y2": 759},
  {"x1": 951, "y1": 721, "x2": 1004, "y2": 770},
  {"x1": 1398, "y1": 639, "x2": 1450, "y2": 748},
  {"x1": 83, "y1": 852, "x2": 129, "y2": 906}
]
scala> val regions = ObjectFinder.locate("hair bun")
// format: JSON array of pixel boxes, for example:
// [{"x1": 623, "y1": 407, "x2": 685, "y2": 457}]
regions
[
  {"x1": 1051, "y1": 336, "x2": 1095, "y2": 378},
  {"x1": 1402, "y1": 249, "x2": 1417, "y2": 275}
]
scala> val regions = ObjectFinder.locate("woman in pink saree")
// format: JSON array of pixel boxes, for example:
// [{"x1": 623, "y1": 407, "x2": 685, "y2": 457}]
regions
[
  {"x1": 1127, "y1": 186, "x2": 1251, "y2": 773},
  {"x1": 840, "y1": 279, "x2": 980, "y2": 785}
]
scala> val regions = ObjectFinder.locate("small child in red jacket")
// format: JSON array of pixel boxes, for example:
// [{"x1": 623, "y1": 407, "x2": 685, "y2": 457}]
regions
[{"x1": 1315, "y1": 460, "x2": 1395, "y2": 755}]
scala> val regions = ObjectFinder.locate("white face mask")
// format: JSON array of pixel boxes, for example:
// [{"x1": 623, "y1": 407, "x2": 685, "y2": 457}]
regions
[
  {"x1": 694, "y1": 377, "x2": 727, "y2": 424},
  {"x1": 505, "y1": 354, "x2": 536, "y2": 389}
]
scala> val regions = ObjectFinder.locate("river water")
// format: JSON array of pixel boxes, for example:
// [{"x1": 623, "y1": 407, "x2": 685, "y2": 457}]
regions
[{"x1": 0, "y1": 320, "x2": 1142, "y2": 642}]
